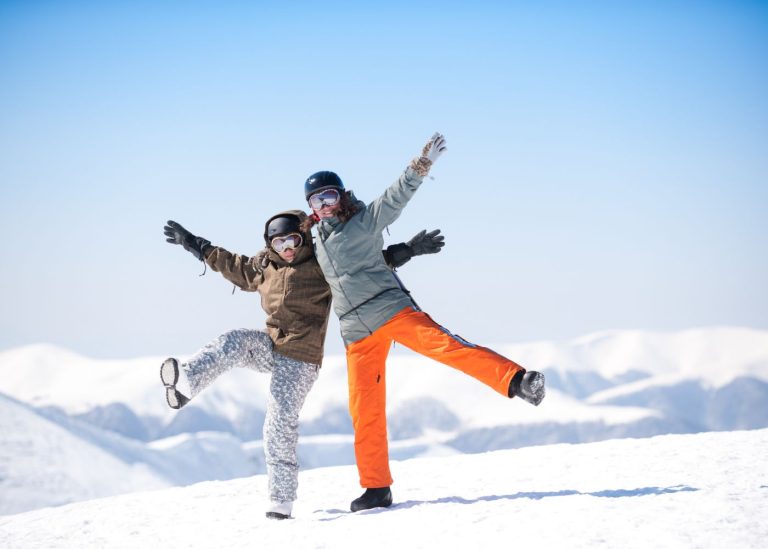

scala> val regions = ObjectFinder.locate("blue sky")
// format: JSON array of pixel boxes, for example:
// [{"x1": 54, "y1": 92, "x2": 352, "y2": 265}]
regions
[{"x1": 1, "y1": 1, "x2": 766, "y2": 359}]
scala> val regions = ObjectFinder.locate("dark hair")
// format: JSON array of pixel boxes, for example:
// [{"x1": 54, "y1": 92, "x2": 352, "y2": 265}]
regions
[{"x1": 300, "y1": 190, "x2": 359, "y2": 231}]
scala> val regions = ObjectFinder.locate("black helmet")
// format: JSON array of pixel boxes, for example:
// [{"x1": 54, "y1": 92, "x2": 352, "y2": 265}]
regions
[
  {"x1": 304, "y1": 171, "x2": 344, "y2": 201},
  {"x1": 264, "y1": 215, "x2": 301, "y2": 244}
]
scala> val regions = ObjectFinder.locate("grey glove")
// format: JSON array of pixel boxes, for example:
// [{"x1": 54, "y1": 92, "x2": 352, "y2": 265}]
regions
[
  {"x1": 408, "y1": 229, "x2": 445, "y2": 255},
  {"x1": 164, "y1": 220, "x2": 212, "y2": 261},
  {"x1": 422, "y1": 133, "x2": 447, "y2": 164},
  {"x1": 410, "y1": 133, "x2": 447, "y2": 176}
]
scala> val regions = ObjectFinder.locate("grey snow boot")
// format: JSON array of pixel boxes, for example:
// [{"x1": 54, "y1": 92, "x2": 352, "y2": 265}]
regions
[
  {"x1": 509, "y1": 370, "x2": 546, "y2": 406},
  {"x1": 350, "y1": 487, "x2": 393, "y2": 512},
  {"x1": 160, "y1": 358, "x2": 190, "y2": 410}
]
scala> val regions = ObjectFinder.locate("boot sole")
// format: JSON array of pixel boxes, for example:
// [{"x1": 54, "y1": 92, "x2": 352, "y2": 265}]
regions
[
  {"x1": 161, "y1": 358, "x2": 188, "y2": 409},
  {"x1": 165, "y1": 387, "x2": 189, "y2": 409},
  {"x1": 265, "y1": 512, "x2": 292, "y2": 520},
  {"x1": 160, "y1": 358, "x2": 179, "y2": 387}
]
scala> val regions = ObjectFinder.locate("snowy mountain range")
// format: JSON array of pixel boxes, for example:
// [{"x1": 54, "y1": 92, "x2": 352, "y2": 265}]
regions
[
  {"x1": 1, "y1": 326, "x2": 767, "y2": 516},
  {"x1": 2, "y1": 428, "x2": 767, "y2": 548}
]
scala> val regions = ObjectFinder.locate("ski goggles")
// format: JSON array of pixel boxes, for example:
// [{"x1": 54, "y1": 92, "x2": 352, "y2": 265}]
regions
[
  {"x1": 308, "y1": 188, "x2": 341, "y2": 210},
  {"x1": 271, "y1": 233, "x2": 303, "y2": 252}
]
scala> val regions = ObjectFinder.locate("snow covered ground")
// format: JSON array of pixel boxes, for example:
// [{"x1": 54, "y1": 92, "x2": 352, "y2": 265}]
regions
[
  {"x1": 1, "y1": 326, "x2": 767, "y2": 517},
  {"x1": 2, "y1": 429, "x2": 767, "y2": 549}
]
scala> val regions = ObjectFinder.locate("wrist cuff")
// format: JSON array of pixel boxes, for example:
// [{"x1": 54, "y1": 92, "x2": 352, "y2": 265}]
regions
[{"x1": 408, "y1": 156, "x2": 433, "y2": 178}]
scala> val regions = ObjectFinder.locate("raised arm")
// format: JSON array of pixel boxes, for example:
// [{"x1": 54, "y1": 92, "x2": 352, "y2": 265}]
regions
[
  {"x1": 367, "y1": 133, "x2": 447, "y2": 232},
  {"x1": 383, "y1": 229, "x2": 445, "y2": 269},
  {"x1": 163, "y1": 220, "x2": 264, "y2": 291}
]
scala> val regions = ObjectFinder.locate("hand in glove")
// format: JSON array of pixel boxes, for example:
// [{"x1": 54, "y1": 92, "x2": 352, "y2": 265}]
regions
[
  {"x1": 408, "y1": 229, "x2": 445, "y2": 255},
  {"x1": 164, "y1": 220, "x2": 212, "y2": 261},
  {"x1": 422, "y1": 133, "x2": 447, "y2": 164},
  {"x1": 410, "y1": 132, "x2": 447, "y2": 176},
  {"x1": 384, "y1": 229, "x2": 445, "y2": 269}
]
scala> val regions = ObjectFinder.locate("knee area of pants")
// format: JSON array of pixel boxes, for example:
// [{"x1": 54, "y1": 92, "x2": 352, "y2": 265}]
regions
[
  {"x1": 221, "y1": 328, "x2": 249, "y2": 339},
  {"x1": 266, "y1": 409, "x2": 300, "y2": 424}
]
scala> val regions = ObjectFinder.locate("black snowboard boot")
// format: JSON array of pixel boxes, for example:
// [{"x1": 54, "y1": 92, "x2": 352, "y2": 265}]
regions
[
  {"x1": 160, "y1": 358, "x2": 190, "y2": 410},
  {"x1": 508, "y1": 370, "x2": 546, "y2": 406},
  {"x1": 350, "y1": 487, "x2": 393, "y2": 512}
]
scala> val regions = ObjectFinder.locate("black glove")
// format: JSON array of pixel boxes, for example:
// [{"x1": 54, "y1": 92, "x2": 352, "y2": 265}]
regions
[
  {"x1": 384, "y1": 229, "x2": 445, "y2": 269},
  {"x1": 408, "y1": 229, "x2": 445, "y2": 255},
  {"x1": 164, "y1": 220, "x2": 212, "y2": 261}
]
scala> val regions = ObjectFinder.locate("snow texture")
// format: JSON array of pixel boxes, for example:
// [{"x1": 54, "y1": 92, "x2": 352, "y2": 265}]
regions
[
  {"x1": 1, "y1": 429, "x2": 767, "y2": 548},
  {"x1": 1, "y1": 327, "x2": 767, "y2": 517}
]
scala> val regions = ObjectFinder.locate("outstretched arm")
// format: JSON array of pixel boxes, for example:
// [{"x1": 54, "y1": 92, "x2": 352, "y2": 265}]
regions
[
  {"x1": 204, "y1": 247, "x2": 266, "y2": 291},
  {"x1": 383, "y1": 229, "x2": 445, "y2": 269},
  {"x1": 368, "y1": 133, "x2": 447, "y2": 232},
  {"x1": 163, "y1": 220, "x2": 264, "y2": 291}
]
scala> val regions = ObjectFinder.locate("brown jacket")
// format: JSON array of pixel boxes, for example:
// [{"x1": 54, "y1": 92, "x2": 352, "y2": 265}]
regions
[{"x1": 203, "y1": 210, "x2": 331, "y2": 366}]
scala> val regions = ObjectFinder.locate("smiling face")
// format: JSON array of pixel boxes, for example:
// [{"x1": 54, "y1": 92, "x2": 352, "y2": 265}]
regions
[{"x1": 313, "y1": 202, "x2": 341, "y2": 219}]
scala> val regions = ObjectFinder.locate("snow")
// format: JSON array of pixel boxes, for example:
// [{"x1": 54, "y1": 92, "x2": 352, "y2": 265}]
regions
[
  {"x1": 2, "y1": 327, "x2": 766, "y2": 423},
  {"x1": 0, "y1": 395, "x2": 259, "y2": 514},
  {"x1": 498, "y1": 326, "x2": 768, "y2": 384},
  {"x1": 1, "y1": 326, "x2": 767, "y2": 520},
  {"x1": 0, "y1": 344, "x2": 171, "y2": 416},
  {"x1": 0, "y1": 394, "x2": 169, "y2": 516},
  {"x1": 2, "y1": 429, "x2": 767, "y2": 548}
]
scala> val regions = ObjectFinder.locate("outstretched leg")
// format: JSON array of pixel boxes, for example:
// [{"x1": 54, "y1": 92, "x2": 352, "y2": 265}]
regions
[
  {"x1": 385, "y1": 308, "x2": 524, "y2": 397},
  {"x1": 182, "y1": 328, "x2": 274, "y2": 397},
  {"x1": 162, "y1": 329, "x2": 274, "y2": 409}
]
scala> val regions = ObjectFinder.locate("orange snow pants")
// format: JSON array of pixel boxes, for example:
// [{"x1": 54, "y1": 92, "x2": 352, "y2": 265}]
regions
[{"x1": 345, "y1": 306, "x2": 525, "y2": 488}]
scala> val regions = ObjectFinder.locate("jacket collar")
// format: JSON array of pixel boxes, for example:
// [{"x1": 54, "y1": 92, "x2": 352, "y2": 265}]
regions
[{"x1": 317, "y1": 191, "x2": 364, "y2": 237}]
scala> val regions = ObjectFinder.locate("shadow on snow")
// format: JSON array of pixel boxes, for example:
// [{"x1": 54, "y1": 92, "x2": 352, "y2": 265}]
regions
[{"x1": 314, "y1": 485, "x2": 698, "y2": 521}]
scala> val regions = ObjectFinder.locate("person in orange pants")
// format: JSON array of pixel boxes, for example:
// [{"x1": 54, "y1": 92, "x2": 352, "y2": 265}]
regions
[
  {"x1": 301, "y1": 133, "x2": 546, "y2": 512},
  {"x1": 346, "y1": 306, "x2": 526, "y2": 488}
]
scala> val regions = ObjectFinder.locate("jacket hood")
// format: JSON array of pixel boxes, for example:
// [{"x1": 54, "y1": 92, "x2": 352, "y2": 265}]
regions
[{"x1": 263, "y1": 209, "x2": 314, "y2": 266}]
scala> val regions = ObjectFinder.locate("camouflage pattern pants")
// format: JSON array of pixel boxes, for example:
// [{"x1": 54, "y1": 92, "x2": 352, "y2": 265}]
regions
[{"x1": 180, "y1": 329, "x2": 319, "y2": 504}]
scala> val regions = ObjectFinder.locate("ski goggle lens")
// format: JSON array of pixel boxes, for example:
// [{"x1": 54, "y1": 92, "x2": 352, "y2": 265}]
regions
[
  {"x1": 308, "y1": 188, "x2": 341, "y2": 210},
  {"x1": 271, "y1": 233, "x2": 303, "y2": 252}
]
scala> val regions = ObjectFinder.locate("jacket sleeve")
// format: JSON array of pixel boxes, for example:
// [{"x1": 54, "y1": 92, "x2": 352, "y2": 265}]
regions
[
  {"x1": 203, "y1": 246, "x2": 265, "y2": 292},
  {"x1": 366, "y1": 166, "x2": 424, "y2": 233}
]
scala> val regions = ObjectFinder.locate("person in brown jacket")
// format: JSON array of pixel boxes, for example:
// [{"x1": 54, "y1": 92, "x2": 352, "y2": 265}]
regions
[{"x1": 160, "y1": 211, "x2": 443, "y2": 520}]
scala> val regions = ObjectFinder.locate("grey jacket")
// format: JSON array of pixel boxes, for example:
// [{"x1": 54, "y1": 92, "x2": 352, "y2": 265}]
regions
[{"x1": 313, "y1": 166, "x2": 425, "y2": 345}]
